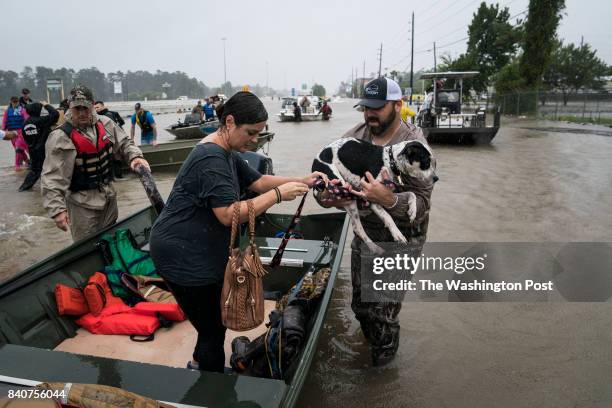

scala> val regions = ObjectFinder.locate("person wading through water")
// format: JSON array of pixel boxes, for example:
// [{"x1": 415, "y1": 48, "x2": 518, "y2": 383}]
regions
[
  {"x1": 41, "y1": 85, "x2": 150, "y2": 241},
  {"x1": 315, "y1": 77, "x2": 435, "y2": 366},
  {"x1": 20, "y1": 101, "x2": 60, "y2": 191},
  {"x1": 130, "y1": 103, "x2": 157, "y2": 145}
]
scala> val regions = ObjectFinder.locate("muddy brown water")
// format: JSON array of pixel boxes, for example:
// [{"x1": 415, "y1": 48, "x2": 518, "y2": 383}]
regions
[{"x1": 0, "y1": 99, "x2": 611, "y2": 407}]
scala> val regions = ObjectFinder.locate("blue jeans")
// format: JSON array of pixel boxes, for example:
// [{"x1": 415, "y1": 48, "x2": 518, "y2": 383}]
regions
[{"x1": 141, "y1": 132, "x2": 155, "y2": 145}]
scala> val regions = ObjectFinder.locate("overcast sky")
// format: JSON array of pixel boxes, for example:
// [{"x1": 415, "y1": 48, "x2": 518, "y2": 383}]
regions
[{"x1": 3, "y1": 0, "x2": 610, "y2": 93}]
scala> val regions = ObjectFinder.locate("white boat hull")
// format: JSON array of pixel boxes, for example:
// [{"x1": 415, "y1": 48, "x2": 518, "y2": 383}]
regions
[{"x1": 277, "y1": 112, "x2": 322, "y2": 122}]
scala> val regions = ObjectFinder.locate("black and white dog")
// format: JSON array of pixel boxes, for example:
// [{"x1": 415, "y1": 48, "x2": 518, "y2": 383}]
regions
[{"x1": 312, "y1": 138, "x2": 436, "y2": 253}]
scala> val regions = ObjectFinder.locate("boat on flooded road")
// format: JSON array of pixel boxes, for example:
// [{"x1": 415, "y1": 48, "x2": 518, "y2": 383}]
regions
[
  {"x1": 416, "y1": 71, "x2": 500, "y2": 144},
  {"x1": 277, "y1": 96, "x2": 324, "y2": 122},
  {"x1": 0, "y1": 203, "x2": 349, "y2": 407},
  {"x1": 134, "y1": 131, "x2": 275, "y2": 173}
]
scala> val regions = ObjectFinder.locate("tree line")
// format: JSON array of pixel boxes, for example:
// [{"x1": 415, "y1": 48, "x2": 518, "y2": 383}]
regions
[
  {"x1": 0, "y1": 66, "x2": 221, "y2": 104},
  {"x1": 427, "y1": 0, "x2": 610, "y2": 107},
  {"x1": 340, "y1": 0, "x2": 611, "y2": 109}
]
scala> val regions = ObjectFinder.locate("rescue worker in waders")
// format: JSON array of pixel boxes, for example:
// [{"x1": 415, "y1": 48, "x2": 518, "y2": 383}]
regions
[
  {"x1": 130, "y1": 103, "x2": 157, "y2": 145},
  {"x1": 41, "y1": 85, "x2": 150, "y2": 241},
  {"x1": 315, "y1": 78, "x2": 435, "y2": 366}
]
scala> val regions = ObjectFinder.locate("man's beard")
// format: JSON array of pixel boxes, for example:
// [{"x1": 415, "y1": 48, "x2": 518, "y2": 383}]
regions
[{"x1": 367, "y1": 108, "x2": 396, "y2": 136}]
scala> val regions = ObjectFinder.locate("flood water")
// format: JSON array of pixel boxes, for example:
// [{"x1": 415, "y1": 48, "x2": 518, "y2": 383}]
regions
[{"x1": 1, "y1": 99, "x2": 611, "y2": 407}]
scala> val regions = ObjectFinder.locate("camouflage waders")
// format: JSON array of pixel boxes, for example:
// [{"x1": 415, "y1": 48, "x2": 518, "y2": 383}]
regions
[{"x1": 350, "y1": 227, "x2": 426, "y2": 366}]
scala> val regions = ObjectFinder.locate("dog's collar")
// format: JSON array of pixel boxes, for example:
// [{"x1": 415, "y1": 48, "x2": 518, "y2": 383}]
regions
[{"x1": 388, "y1": 148, "x2": 402, "y2": 179}]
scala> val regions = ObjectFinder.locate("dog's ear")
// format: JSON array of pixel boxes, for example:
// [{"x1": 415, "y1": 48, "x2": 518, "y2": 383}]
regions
[{"x1": 401, "y1": 143, "x2": 431, "y2": 170}]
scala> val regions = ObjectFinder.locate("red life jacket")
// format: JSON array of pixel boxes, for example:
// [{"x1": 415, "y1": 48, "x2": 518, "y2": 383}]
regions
[
  {"x1": 82, "y1": 272, "x2": 124, "y2": 315},
  {"x1": 60, "y1": 121, "x2": 114, "y2": 192},
  {"x1": 75, "y1": 273, "x2": 185, "y2": 339},
  {"x1": 76, "y1": 302, "x2": 186, "y2": 339}
]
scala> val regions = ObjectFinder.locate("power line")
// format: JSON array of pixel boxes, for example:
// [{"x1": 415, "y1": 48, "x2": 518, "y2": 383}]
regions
[
  {"x1": 412, "y1": 1, "x2": 526, "y2": 50},
  {"x1": 415, "y1": 0, "x2": 466, "y2": 26},
  {"x1": 409, "y1": 7, "x2": 527, "y2": 58},
  {"x1": 413, "y1": 0, "x2": 484, "y2": 39}
]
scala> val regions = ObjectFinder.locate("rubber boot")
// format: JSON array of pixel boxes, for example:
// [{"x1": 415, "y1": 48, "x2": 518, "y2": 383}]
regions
[
  {"x1": 18, "y1": 171, "x2": 40, "y2": 192},
  {"x1": 371, "y1": 334, "x2": 400, "y2": 367}
]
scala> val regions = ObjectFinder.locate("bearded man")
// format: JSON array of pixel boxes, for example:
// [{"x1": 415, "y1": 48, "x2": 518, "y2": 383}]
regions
[{"x1": 315, "y1": 77, "x2": 435, "y2": 366}]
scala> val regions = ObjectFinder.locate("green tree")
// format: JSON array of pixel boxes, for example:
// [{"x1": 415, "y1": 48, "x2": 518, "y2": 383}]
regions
[
  {"x1": 544, "y1": 41, "x2": 608, "y2": 105},
  {"x1": 493, "y1": 59, "x2": 531, "y2": 114},
  {"x1": 439, "y1": 2, "x2": 520, "y2": 93},
  {"x1": 312, "y1": 83, "x2": 326, "y2": 97},
  {"x1": 20, "y1": 66, "x2": 36, "y2": 95},
  {"x1": 519, "y1": 0, "x2": 566, "y2": 89},
  {"x1": 0, "y1": 70, "x2": 20, "y2": 102},
  {"x1": 74, "y1": 67, "x2": 108, "y2": 100},
  {"x1": 494, "y1": 59, "x2": 523, "y2": 95},
  {"x1": 465, "y1": 2, "x2": 520, "y2": 92}
]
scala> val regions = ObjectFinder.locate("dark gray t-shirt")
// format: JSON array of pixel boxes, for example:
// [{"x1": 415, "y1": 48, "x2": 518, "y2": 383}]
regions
[{"x1": 149, "y1": 142, "x2": 262, "y2": 286}]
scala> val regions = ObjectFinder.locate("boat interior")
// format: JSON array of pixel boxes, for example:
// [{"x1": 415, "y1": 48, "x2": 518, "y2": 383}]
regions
[
  {"x1": 54, "y1": 300, "x2": 278, "y2": 368},
  {"x1": 0, "y1": 207, "x2": 347, "y2": 379}
]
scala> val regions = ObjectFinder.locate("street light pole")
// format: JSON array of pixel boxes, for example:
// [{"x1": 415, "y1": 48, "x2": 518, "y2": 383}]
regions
[
  {"x1": 222, "y1": 37, "x2": 227, "y2": 89},
  {"x1": 409, "y1": 11, "x2": 414, "y2": 104}
]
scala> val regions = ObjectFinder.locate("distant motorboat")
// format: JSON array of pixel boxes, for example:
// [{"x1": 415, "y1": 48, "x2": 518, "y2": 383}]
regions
[
  {"x1": 165, "y1": 112, "x2": 220, "y2": 139},
  {"x1": 416, "y1": 71, "x2": 500, "y2": 145},
  {"x1": 276, "y1": 96, "x2": 325, "y2": 122}
]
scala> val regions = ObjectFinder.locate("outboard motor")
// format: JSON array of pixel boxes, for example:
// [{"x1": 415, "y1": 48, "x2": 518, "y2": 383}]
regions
[
  {"x1": 235, "y1": 151, "x2": 274, "y2": 202},
  {"x1": 235, "y1": 151, "x2": 274, "y2": 176}
]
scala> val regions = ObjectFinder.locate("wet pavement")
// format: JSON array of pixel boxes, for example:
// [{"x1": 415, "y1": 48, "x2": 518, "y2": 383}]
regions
[{"x1": 0, "y1": 98, "x2": 611, "y2": 407}]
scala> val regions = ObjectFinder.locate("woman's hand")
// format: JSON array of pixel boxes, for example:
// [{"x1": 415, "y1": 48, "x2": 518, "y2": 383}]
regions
[
  {"x1": 301, "y1": 171, "x2": 328, "y2": 187},
  {"x1": 278, "y1": 182, "x2": 309, "y2": 201},
  {"x1": 318, "y1": 179, "x2": 353, "y2": 208}
]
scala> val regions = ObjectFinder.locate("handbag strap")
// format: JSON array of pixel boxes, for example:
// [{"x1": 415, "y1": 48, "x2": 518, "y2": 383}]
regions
[
  {"x1": 269, "y1": 191, "x2": 309, "y2": 268},
  {"x1": 247, "y1": 199, "x2": 256, "y2": 244},
  {"x1": 228, "y1": 201, "x2": 241, "y2": 256}
]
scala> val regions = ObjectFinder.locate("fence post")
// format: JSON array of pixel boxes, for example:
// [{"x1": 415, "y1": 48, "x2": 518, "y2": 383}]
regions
[
  {"x1": 555, "y1": 97, "x2": 559, "y2": 120},
  {"x1": 582, "y1": 92, "x2": 587, "y2": 119},
  {"x1": 516, "y1": 92, "x2": 520, "y2": 116}
]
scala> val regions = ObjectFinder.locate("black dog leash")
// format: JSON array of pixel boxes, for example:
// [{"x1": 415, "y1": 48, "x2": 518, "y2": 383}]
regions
[
  {"x1": 268, "y1": 178, "x2": 330, "y2": 268},
  {"x1": 268, "y1": 191, "x2": 309, "y2": 268}
]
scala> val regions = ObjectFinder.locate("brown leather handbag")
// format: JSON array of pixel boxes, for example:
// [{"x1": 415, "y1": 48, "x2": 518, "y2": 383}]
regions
[{"x1": 221, "y1": 200, "x2": 267, "y2": 331}]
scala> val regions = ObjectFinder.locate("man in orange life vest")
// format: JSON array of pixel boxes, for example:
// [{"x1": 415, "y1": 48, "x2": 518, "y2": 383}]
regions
[{"x1": 41, "y1": 85, "x2": 150, "y2": 241}]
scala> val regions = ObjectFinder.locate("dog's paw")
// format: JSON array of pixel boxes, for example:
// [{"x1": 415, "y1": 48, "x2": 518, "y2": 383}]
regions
[{"x1": 407, "y1": 192, "x2": 417, "y2": 223}]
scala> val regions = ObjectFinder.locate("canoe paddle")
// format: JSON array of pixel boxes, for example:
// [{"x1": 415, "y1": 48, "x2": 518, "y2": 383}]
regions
[{"x1": 134, "y1": 164, "x2": 165, "y2": 216}]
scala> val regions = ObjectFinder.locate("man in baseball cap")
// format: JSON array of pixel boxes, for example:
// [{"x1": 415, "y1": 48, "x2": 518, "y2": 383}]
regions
[
  {"x1": 68, "y1": 85, "x2": 94, "y2": 108},
  {"x1": 42, "y1": 84, "x2": 150, "y2": 241},
  {"x1": 353, "y1": 77, "x2": 406, "y2": 138},
  {"x1": 354, "y1": 76, "x2": 403, "y2": 109},
  {"x1": 315, "y1": 77, "x2": 435, "y2": 366}
]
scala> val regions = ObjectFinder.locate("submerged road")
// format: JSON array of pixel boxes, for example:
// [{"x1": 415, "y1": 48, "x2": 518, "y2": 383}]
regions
[{"x1": 0, "y1": 98, "x2": 611, "y2": 407}]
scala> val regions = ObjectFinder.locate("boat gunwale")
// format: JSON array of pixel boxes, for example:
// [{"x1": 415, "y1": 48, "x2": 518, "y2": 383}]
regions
[
  {"x1": 279, "y1": 213, "x2": 349, "y2": 408},
  {"x1": 0, "y1": 206, "x2": 156, "y2": 298},
  {"x1": 0, "y1": 208, "x2": 349, "y2": 408}
]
